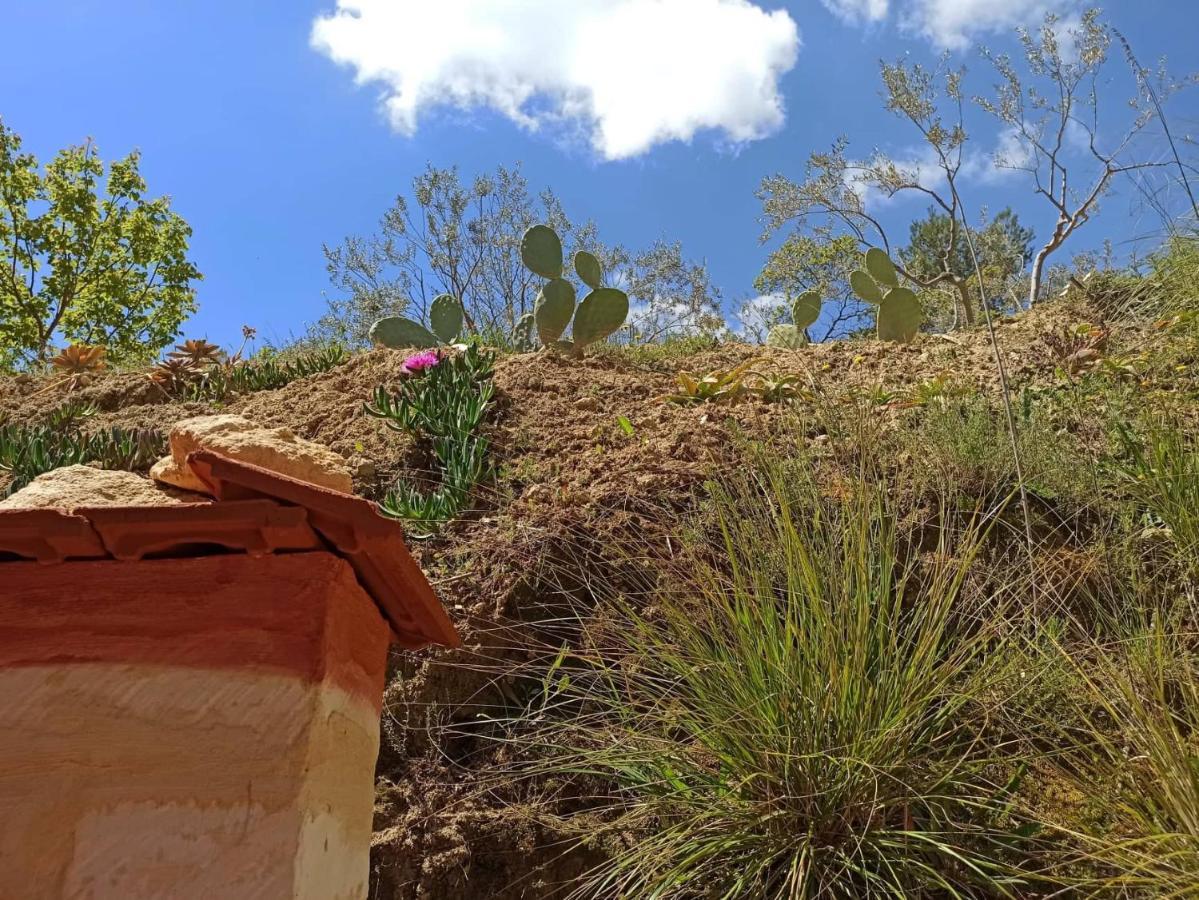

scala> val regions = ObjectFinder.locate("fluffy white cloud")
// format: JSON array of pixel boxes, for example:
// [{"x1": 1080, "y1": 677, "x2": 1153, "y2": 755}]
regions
[
  {"x1": 819, "y1": 0, "x2": 889, "y2": 25},
  {"x1": 822, "y1": 0, "x2": 1079, "y2": 49},
  {"x1": 311, "y1": 0, "x2": 800, "y2": 160},
  {"x1": 901, "y1": 0, "x2": 1078, "y2": 50}
]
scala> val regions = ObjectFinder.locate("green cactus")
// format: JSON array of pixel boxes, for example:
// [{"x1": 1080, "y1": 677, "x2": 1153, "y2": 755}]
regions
[
  {"x1": 865, "y1": 247, "x2": 899, "y2": 288},
  {"x1": 521, "y1": 225, "x2": 564, "y2": 280},
  {"x1": 370, "y1": 316, "x2": 439, "y2": 349},
  {"x1": 792, "y1": 290, "x2": 822, "y2": 331},
  {"x1": 574, "y1": 251, "x2": 603, "y2": 289},
  {"x1": 520, "y1": 224, "x2": 629, "y2": 356},
  {"x1": 876, "y1": 287, "x2": 922, "y2": 342},
  {"x1": 369, "y1": 295, "x2": 467, "y2": 350},
  {"x1": 574, "y1": 287, "x2": 630, "y2": 347},
  {"x1": 429, "y1": 294, "x2": 464, "y2": 344},
  {"x1": 535, "y1": 278, "x2": 576, "y2": 345},
  {"x1": 767, "y1": 324, "x2": 808, "y2": 349},
  {"x1": 850, "y1": 247, "x2": 924, "y2": 343},
  {"x1": 512, "y1": 312, "x2": 537, "y2": 351}
]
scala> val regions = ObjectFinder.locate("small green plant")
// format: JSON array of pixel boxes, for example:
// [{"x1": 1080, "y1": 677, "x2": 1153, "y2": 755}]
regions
[
  {"x1": 369, "y1": 294, "x2": 465, "y2": 349},
  {"x1": 662, "y1": 360, "x2": 755, "y2": 405},
  {"x1": 520, "y1": 225, "x2": 629, "y2": 357},
  {"x1": 850, "y1": 248, "x2": 924, "y2": 342},
  {"x1": 1114, "y1": 420, "x2": 1199, "y2": 573},
  {"x1": 363, "y1": 345, "x2": 496, "y2": 536},
  {"x1": 153, "y1": 343, "x2": 349, "y2": 401},
  {"x1": 0, "y1": 403, "x2": 166, "y2": 496},
  {"x1": 766, "y1": 290, "x2": 823, "y2": 349}
]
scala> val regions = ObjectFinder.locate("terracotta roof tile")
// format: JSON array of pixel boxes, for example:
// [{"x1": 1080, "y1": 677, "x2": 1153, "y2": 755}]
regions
[{"x1": 0, "y1": 453, "x2": 460, "y2": 651}]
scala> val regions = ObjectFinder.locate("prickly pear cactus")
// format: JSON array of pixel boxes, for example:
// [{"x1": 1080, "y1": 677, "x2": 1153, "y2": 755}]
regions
[
  {"x1": 850, "y1": 248, "x2": 924, "y2": 343},
  {"x1": 521, "y1": 225, "x2": 564, "y2": 280},
  {"x1": 767, "y1": 324, "x2": 808, "y2": 349},
  {"x1": 512, "y1": 312, "x2": 537, "y2": 351},
  {"x1": 429, "y1": 294, "x2": 464, "y2": 344},
  {"x1": 792, "y1": 290, "x2": 823, "y2": 332},
  {"x1": 369, "y1": 316, "x2": 438, "y2": 349},
  {"x1": 574, "y1": 251, "x2": 603, "y2": 289},
  {"x1": 574, "y1": 288, "x2": 629, "y2": 348},
  {"x1": 520, "y1": 224, "x2": 629, "y2": 356},
  {"x1": 535, "y1": 278, "x2": 576, "y2": 344}
]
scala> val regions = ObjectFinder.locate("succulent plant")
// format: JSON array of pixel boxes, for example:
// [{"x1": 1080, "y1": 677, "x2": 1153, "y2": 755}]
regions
[
  {"x1": 520, "y1": 224, "x2": 628, "y2": 356},
  {"x1": 850, "y1": 248, "x2": 924, "y2": 343},
  {"x1": 168, "y1": 339, "x2": 223, "y2": 368},
  {"x1": 50, "y1": 344, "x2": 107, "y2": 390},
  {"x1": 370, "y1": 294, "x2": 465, "y2": 350},
  {"x1": 512, "y1": 312, "x2": 537, "y2": 352},
  {"x1": 767, "y1": 324, "x2": 807, "y2": 349},
  {"x1": 792, "y1": 290, "x2": 823, "y2": 332}
]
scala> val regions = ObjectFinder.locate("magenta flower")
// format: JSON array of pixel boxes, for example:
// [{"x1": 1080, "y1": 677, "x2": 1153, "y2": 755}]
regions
[{"x1": 400, "y1": 350, "x2": 441, "y2": 375}]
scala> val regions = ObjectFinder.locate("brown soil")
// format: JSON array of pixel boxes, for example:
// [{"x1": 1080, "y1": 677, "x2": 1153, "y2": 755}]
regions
[{"x1": 0, "y1": 302, "x2": 1132, "y2": 898}]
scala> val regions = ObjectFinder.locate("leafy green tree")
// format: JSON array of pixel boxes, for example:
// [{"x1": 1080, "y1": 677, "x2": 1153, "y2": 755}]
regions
[
  {"x1": 901, "y1": 207, "x2": 1035, "y2": 313},
  {"x1": 0, "y1": 120, "x2": 201, "y2": 369}
]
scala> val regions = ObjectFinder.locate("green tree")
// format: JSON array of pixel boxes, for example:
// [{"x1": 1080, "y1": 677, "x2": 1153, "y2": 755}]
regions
[
  {"x1": 0, "y1": 120, "x2": 201, "y2": 369},
  {"x1": 901, "y1": 207, "x2": 1035, "y2": 313}
]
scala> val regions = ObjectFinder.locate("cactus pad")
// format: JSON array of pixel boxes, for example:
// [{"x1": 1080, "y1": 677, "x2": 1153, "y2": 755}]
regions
[
  {"x1": 573, "y1": 288, "x2": 629, "y2": 348},
  {"x1": 535, "y1": 278, "x2": 576, "y2": 344},
  {"x1": 767, "y1": 324, "x2": 808, "y2": 349},
  {"x1": 430, "y1": 294, "x2": 463, "y2": 344},
  {"x1": 851, "y1": 270, "x2": 884, "y2": 304},
  {"x1": 876, "y1": 288, "x2": 922, "y2": 342},
  {"x1": 865, "y1": 247, "x2": 899, "y2": 288},
  {"x1": 369, "y1": 316, "x2": 439, "y2": 349},
  {"x1": 574, "y1": 251, "x2": 603, "y2": 289},
  {"x1": 792, "y1": 291, "x2": 822, "y2": 330},
  {"x1": 521, "y1": 225, "x2": 563, "y2": 280}
]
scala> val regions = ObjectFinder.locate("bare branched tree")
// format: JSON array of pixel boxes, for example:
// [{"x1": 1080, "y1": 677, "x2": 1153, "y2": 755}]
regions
[{"x1": 975, "y1": 9, "x2": 1190, "y2": 305}]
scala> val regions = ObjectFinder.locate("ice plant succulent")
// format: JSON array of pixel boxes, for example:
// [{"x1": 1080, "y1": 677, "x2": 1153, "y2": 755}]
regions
[{"x1": 400, "y1": 350, "x2": 441, "y2": 376}]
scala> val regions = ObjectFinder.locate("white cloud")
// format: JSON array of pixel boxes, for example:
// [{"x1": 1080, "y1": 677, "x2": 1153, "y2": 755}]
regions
[
  {"x1": 902, "y1": 0, "x2": 1079, "y2": 50},
  {"x1": 311, "y1": 0, "x2": 801, "y2": 161},
  {"x1": 824, "y1": 0, "x2": 1080, "y2": 50},
  {"x1": 820, "y1": 0, "x2": 889, "y2": 25}
]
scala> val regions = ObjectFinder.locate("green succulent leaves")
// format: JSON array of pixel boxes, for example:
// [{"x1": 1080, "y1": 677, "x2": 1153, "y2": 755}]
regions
[
  {"x1": 370, "y1": 316, "x2": 439, "y2": 349},
  {"x1": 767, "y1": 324, "x2": 808, "y2": 349},
  {"x1": 865, "y1": 247, "x2": 899, "y2": 288},
  {"x1": 520, "y1": 224, "x2": 628, "y2": 356},
  {"x1": 536, "y1": 278, "x2": 577, "y2": 344},
  {"x1": 850, "y1": 247, "x2": 925, "y2": 343},
  {"x1": 574, "y1": 251, "x2": 603, "y2": 289},
  {"x1": 792, "y1": 291, "x2": 822, "y2": 331},
  {"x1": 430, "y1": 294, "x2": 464, "y2": 344},
  {"x1": 876, "y1": 287, "x2": 922, "y2": 342},
  {"x1": 574, "y1": 288, "x2": 630, "y2": 347},
  {"x1": 850, "y1": 270, "x2": 884, "y2": 304},
  {"x1": 522, "y1": 225, "x2": 564, "y2": 280}
]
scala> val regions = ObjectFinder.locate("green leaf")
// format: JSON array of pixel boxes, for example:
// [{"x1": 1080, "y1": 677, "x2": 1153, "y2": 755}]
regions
[
  {"x1": 429, "y1": 294, "x2": 463, "y2": 343},
  {"x1": 865, "y1": 247, "x2": 899, "y2": 288},
  {"x1": 574, "y1": 250, "x2": 603, "y2": 289},
  {"x1": 521, "y1": 224, "x2": 564, "y2": 279},
  {"x1": 876, "y1": 288, "x2": 922, "y2": 343},
  {"x1": 850, "y1": 270, "x2": 884, "y2": 304},
  {"x1": 535, "y1": 279, "x2": 576, "y2": 344}
]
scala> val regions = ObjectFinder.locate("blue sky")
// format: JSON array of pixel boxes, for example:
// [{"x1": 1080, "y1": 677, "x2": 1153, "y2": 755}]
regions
[{"x1": 2, "y1": 1, "x2": 1195, "y2": 346}]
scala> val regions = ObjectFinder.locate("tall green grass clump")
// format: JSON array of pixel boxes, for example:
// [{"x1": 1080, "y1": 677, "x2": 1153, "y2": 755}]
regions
[
  {"x1": 528, "y1": 453, "x2": 1027, "y2": 898},
  {"x1": 1039, "y1": 591, "x2": 1199, "y2": 896}
]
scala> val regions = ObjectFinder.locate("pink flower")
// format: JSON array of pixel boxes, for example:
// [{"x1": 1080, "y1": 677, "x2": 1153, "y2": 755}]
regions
[{"x1": 400, "y1": 350, "x2": 441, "y2": 375}]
